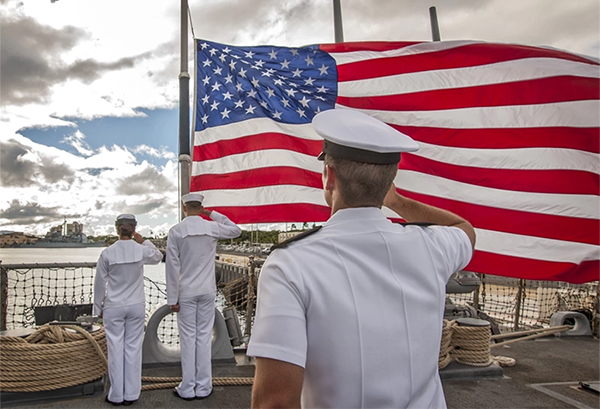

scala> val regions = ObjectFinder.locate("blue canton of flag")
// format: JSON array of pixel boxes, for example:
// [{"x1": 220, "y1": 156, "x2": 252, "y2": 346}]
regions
[{"x1": 195, "y1": 40, "x2": 338, "y2": 131}]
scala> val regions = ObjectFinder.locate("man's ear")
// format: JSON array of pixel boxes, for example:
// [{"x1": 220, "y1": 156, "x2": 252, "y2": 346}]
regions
[{"x1": 325, "y1": 165, "x2": 336, "y2": 191}]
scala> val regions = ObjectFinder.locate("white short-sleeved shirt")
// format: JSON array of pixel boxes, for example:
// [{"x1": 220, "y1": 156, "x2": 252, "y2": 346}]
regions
[
  {"x1": 165, "y1": 212, "x2": 242, "y2": 304},
  {"x1": 93, "y1": 239, "x2": 163, "y2": 315},
  {"x1": 247, "y1": 207, "x2": 473, "y2": 409}
]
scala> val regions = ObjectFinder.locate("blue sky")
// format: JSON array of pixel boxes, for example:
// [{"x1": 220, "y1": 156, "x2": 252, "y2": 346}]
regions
[
  {"x1": 1, "y1": 0, "x2": 598, "y2": 237},
  {"x1": 19, "y1": 108, "x2": 178, "y2": 168}
]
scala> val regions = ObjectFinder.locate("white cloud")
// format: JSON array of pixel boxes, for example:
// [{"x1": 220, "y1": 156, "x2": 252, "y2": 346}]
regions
[
  {"x1": 62, "y1": 130, "x2": 94, "y2": 156},
  {"x1": 0, "y1": 132, "x2": 178, "y2": 236},
  {"x1": 132, "y1": 145, "x2": 177, "y2": 160}
]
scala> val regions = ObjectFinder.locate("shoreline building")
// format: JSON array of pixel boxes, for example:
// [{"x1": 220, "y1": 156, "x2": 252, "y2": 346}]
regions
[{"x1": 0, "y1": 231, "x2": 39, "y2": 247}]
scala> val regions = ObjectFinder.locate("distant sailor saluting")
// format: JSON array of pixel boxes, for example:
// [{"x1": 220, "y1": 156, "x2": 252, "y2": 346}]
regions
[
  {"x1": 248, "y1": 109, "x2": 476, "y2": 408},
  {"x1": 93, "y1": 214, "x2": 163, "y2": 406},
  {"x1": 166, "y1": 193, "x2": 242, "y2": 400}
]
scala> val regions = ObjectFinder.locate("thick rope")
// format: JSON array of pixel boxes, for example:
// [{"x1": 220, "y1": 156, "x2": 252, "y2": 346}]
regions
[
  {"x1": 490, "y1": 325, "x2": 572, "y2": 346},
  {"x1": 450, "y1": 325, "x2": 493, "y2": 367},
  {"x1": 141, "y1": 377, "x2": 254, "y2": 391},
  {"x1": 0, "y1": 324, "x2": 254, "y2": 393},
  {"x1": 0, "y1": 324, "x2": 107, "y2": 393},
  {"x1": 441, "y1": 323, "x2": 573, "y2": 368},
  {"x1": 438, "y1": 320, "x2": 456, "y2": 369}
]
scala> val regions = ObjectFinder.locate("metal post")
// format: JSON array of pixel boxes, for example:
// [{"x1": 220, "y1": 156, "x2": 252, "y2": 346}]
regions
[
  {"x1": 178, "y1": 0, "x2": 191, "y2": 220},
  {"x1": 595, "y1": 282, "x2": 599, "y2": 336},
  {"x1": 245, "y1": 256, "x2": 256, "y2": 340},
  {"x1": 333, "y1": 0, "x2": 344, "y2": 43},
  {"x1": 514, "y1": 279, "x2": 524, "y2": 331},
  {"x1": 1, "y1": 263, "x2": 8, "y2": 331},
  {"x1": 429, "y1": 6, "x2": 441, "y2": 41},
  {"x1": 472, "y1": 273, "x2": 481, "y2": 311}
]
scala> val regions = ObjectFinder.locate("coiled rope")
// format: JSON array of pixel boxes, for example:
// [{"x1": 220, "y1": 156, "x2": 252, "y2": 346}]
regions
[
  {"x1": 0, "y1": 324, "x2": 253, "y2": 393},
  {"x1": 439, "y1": 320, "x2": 573, "y2": 369},
  {"x1": 0, "y1": 324, "x2": 107, "y2": 392},
  {"x1": 438, "y1": 320, "x2": 455, "y2": 369},
  {"x1": 451, "y1": 323, "x2": 494, "y2": 367}
]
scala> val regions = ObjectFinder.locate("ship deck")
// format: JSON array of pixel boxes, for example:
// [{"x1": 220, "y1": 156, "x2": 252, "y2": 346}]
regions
[{"x1": 2, "y1": 335, "x2": 598, "y2": 408}]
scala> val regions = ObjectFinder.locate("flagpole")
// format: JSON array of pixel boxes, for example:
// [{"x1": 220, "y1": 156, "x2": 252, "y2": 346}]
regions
[
  {"x1": 178, "y1": 0, "x2": 191, "y2": 221},
  {"x1": 429, "y1": 6, "x2": 441, "y2": 41},
  {"x1": 333, "y1": 0, "x2": 344, "y2": 43}
]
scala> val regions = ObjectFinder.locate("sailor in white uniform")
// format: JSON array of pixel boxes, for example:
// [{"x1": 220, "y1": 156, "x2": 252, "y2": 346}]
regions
[
  {"x1": 93, "y1": 214, "x2": 163, "y2": 406},
  {"x1": 166, "y1": 193, "x2": 242, "y2": 400},
  {"x1": 248, "y1": 109, "x2": 476, "y2": 408}
]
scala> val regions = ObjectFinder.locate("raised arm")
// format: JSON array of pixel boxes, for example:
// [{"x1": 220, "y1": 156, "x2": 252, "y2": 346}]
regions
[
  {"x1": 134, "y1": 232, "x2": 163, "y2": 265},
  {"x1": 202, "y1": 209, "x2": 242, "y2": 239},
  {"x1": 384, "y1": 184, "x2": 476, "y2": 249}
]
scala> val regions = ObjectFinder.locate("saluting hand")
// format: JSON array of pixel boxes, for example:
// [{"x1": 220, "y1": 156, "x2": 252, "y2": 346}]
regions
[
  {"x1": 133, "y1": 232, "x2": 144, "y2": 244},
  {"x1": 383, "y1": 183, "x2": 401, "y2": 209}
]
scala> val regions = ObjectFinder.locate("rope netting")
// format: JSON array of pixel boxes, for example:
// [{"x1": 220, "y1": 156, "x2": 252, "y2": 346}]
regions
[
  {"x1": 1, "y1": 263, "x2": 597, "y2": 338},
  {"x1": 447, "y1": 275, "x2": 598, "y2": 333},
  {"x1": 2, "y1": 263, "x2": 96, "y2": 329},
  {"x1": 1, "y1": 260, "x2": 261, "y2": 344}
]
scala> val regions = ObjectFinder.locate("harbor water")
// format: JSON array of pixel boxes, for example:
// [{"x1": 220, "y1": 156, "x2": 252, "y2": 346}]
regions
[{"x1": 0, "y1": 247, "x2": 165, "y2": 283}]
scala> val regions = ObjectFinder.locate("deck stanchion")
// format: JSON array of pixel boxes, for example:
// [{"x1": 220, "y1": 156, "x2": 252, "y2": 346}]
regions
[
  {"x1": 514, "y1": 279, "x2": 525, "y2": 331},
  {"x1": 245, "y1": 256, "x2": 256, "y2": 341},
  {"x1": 1, "y1": 263, "x2": 7, "y2": 331},
  {"x1": 472, "y1": 273, "x2": 481, "y2": 311}
]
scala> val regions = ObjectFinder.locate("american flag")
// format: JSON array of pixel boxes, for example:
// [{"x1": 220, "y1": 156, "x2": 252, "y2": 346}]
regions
[{"x1": 191, "y1": 39, "x2": 599, "y2": 284}]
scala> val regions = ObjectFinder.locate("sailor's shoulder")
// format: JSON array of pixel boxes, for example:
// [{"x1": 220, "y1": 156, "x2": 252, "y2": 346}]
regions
[
  {"x1": 167, "y1": 222, "x2": 183, "y2": 234},
  {"x1": 270, "y1": 226, "x2": 323, "y2": 252}
]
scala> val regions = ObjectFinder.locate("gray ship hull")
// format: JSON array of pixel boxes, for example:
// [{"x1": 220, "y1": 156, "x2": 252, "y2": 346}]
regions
[{"x1": 16, "y1": 241, "x2": 105, "y2": 248}]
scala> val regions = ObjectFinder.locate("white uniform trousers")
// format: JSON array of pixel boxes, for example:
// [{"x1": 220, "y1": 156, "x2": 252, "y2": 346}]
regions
[
  {"x1": 176, "y1": 293, "x2": 215, "y2": 399},
  {"x1": 103, "y1": 303, "x2": 145, "y2": 402}
]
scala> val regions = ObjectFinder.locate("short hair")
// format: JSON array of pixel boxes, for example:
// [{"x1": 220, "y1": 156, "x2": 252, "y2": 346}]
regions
[
  {"x1": 324, "y1": 154, "x2": 397, "y2": 207},
  {"x1": 185, "y1": 201, "x2": 203, "y2": 211}
]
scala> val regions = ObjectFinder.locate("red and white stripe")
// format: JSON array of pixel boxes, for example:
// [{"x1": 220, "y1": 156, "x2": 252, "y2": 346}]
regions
[{"x1": 192, "y1": 40, "x2": 599, "y2": 283}]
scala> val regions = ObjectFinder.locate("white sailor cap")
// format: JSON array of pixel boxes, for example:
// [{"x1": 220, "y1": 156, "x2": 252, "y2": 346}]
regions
[
  {"x1": 312, "y1": 109, "x2": 419, "y2": 164},
  {"x1": 182, "y1": 192, "x2": 205, "y2": 204},
  {"x1": 115, "y1": 214, "x2": 137, "y2": 225}
]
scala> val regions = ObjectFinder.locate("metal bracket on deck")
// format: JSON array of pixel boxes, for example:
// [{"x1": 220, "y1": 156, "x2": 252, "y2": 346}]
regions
[
  {"x1": 142, "y1": 304, "x2": 235, "y2": 366},
  {"x1": 550, "y1": 311, "x2": 592, "y2": 336}
]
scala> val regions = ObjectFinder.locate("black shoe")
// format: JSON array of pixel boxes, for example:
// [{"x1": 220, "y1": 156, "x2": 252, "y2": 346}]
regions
[
  {"x1": 196, "y1": 390, "x2": 213, "y2": 400},
  {"x1": 172, "y1": 388, "x2": 195, "y2": 401},
  {"x1": 122, "y1": 400, "x2": 136, "y2": 406},
  {"x1": 105, "y1": 396, "x2": 123, "y2": 406}
]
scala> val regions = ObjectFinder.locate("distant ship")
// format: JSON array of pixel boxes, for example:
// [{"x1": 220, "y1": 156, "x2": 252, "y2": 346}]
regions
[
  {"x1": 17, "y1": 241, "x2": 105, "y2": 248},
  {"x1": 14, "y1": 219, "x2": 105, "y2": 248}
]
